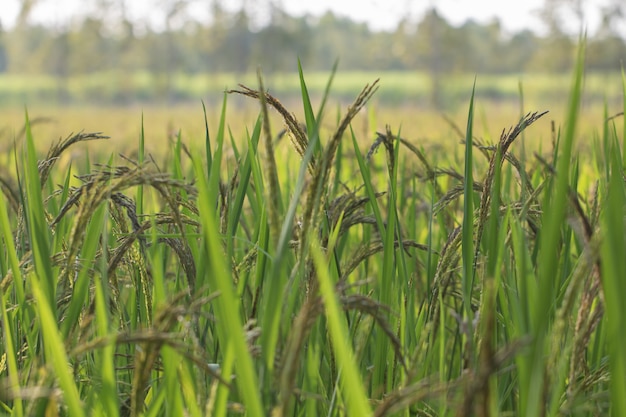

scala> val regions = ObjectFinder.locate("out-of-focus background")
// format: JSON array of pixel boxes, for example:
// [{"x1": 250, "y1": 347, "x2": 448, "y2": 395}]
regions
[{"x1": 1, "y1": 0, "x2": 624, "y2": 151}]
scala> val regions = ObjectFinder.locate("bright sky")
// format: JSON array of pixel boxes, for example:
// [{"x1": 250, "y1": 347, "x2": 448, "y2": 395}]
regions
[{"x1": 2, "y1": 0, "x2": 610, "y2": 35}]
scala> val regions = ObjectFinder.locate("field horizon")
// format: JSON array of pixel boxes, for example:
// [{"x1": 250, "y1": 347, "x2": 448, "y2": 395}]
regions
[{"x1": 0, "y1": 69, "x2": 623, "y2": 108}]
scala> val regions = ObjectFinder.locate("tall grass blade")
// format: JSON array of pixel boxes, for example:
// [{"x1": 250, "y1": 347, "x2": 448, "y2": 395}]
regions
[
  {"x1": 297, "y1": 59, "x2": 318, "y2": 144},
  {"x1": 62, "y1": 202, "x2": 107, "y2": 338},
  {"x1": 600, "y1": 140, "x2": 626, "y2": 417},
  {"x1": 461, "y1": 79, "x2": 476, "y2": 320},
  {"x1": 350, "y1": 128, "x2": 385, "y2": 235},
  {"x1": 93, "y1": 278, "x2": 119, "y2": 417},
  {"x1": 193, "y1": 154, "x2": 264, "y2": 417},
  {"x1": 621, "y1": 67, "x2": 626, "y2": 169},
  {"x1": 202, "y1": 99, "x2": 213, "y2": 172},
  {"x1": 310, "y1": 240, "x2": 373, "y2": 416},
  {"x1": 0, "y1": 264, "x2": 24, "y2": 417},
  {"x1": 522, "y1": 39, "x2": 585, "y2": 417},
  {"x1": 226, "y1": 116, "x2": 262, "y2": 259},
  {"x1": 22, "y1": 111, "x2": 55, "y2": 311},
  {"x1": 137, "y1": 113, "x2": 145, "y2": 214},
  {"x1": 31, "y1": 280, "x2": 85, "y2": 417}
]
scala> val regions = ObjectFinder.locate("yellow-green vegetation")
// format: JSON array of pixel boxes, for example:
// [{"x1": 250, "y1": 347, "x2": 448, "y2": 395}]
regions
[
  {"x1": 1, "y1": 47, "x2": 625, "y2": 416},
  {"x1": 0, "y1": 98, "x2": 613, "y2": 165},
  {"x1": 1, "y1": 70, "x2": 623, "y2": 106}
]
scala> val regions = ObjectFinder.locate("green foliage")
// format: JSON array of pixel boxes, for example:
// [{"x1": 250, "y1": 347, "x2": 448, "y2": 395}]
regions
[
  {"x1": 0, "y1": 55, "x2": 624, "y2": 416},
  {"x1": 1, "y1": 4, "x2": 625, "y2": 107},
  {"x1": 3, "y1": 4, "x2": 625, "y2": 77}
]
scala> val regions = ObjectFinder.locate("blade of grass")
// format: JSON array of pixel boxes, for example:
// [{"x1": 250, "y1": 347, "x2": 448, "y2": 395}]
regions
[
  {"x1": 0, "y1": 184, "x2": 24, "y2": 415},
  {"x1": 521, "y1": 39, "x2": 585, "y2": 417},
  {"x1": 202, "y1": 99, "x2": 213, "y2": 173},
  {"x1": 599, "y1": 139, "x2": 626, "y2": 417},
  {"x1": 162, "y1": 345, "x2": 185, "y2": 416},
  {"x1": 227, "y1": 117, "x2": 262, "y2": 279},
  {"x1": 193, "y1": 153, "x2": 264, "y2": 417},
  {"x1": 212, "y1": 338, "x2": 236, "y2": 417},
  {"x1": 61, "y1": 201, "x2": 108, "y2": 338},
  {"x1": 0, "y1": 275, "x2": 23, "y2": 417},
  {"x1": 31, "y1": 278, "x2": 85, "y2": 417},
  {"x1": 310, "y1": 239, "x2": 373, "y2": 416},
  {"x1": 137, "y1": 113, "x2": 145, "y2": 215},
  {"x1": 23, "y1": 110, "x2": 55, "y2": 312},
  {"x1": 179, "y1": 359, "x2": 203, "y2": 417},
  {"x1": 350, "y1": 127, "x2": 385, "y2": 236},
  {"x1": 622, "y1": 67, "x2": 626, "y2": 169},
  {"x1": 462, "y1": 78, "x2": 476, "y2": 321},
  {"x1": 93, "y1": 277, "x2": 119, "y2": 417}
]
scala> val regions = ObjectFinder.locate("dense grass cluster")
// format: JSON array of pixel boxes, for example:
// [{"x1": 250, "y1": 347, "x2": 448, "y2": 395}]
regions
[{"x1": 1, "y1": 47, "x2": 626, "y2": 416}]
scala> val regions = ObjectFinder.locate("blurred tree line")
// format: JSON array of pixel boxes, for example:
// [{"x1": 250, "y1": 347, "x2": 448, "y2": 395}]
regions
[
  {"x1": 3, "y1": 0, "x2": 626, "y2": 75},
  {"x1": 0, "y1": 0, "x2": 624, "y2": 105}
]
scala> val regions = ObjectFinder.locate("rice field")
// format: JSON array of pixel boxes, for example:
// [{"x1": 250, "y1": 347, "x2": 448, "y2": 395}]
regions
[{"x1": 1, "y1": 45, "x2": 625, "y2": 416}]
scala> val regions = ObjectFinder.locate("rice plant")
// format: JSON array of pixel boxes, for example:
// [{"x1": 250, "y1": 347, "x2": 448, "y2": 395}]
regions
[{"x1": 0, "y1": 42, "x2": 624, "y2": 416}]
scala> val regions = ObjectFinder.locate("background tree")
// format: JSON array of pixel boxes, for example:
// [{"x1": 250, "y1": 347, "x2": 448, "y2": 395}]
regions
[
  {"x1": 413, "y1": 8, "x2": 452, "y2": 108},
  {"x1": 6, "y1": 0, "x2": 40, "y2": 72},
  {"x1": 158, "y1": 0, "x2": 190, "y2": 102},
  {"x1": 0, "y1": 23, "x2": 8, "y2": 73},
  {"x1": 1, "y1": 0, "x2": 625, "y2": 104}
]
